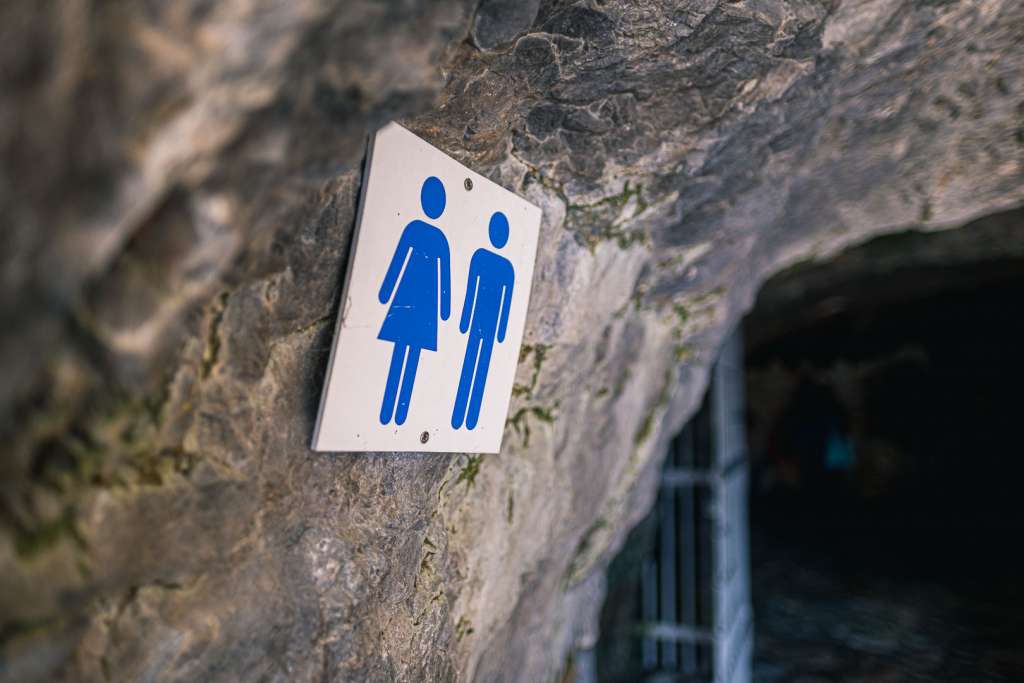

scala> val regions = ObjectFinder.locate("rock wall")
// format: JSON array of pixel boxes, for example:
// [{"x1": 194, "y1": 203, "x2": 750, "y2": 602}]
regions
[{"x1": 1, "y1": 1, "x2": 1021, "y2": 680}]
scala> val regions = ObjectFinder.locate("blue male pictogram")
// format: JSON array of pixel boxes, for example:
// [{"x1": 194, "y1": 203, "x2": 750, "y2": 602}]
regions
[
  {"x1": 377, "y1": 176, "x2": 452, "y2": 425},
  {"x1": 451, "y1": 211, "x2": 516, "y2": 430}
]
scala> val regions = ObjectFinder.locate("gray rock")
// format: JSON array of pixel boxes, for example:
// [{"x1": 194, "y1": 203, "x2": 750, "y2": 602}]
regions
[
  {"x1": 1, "y1": 0, "x2": 1022, "y2": 681},
  {"x1": 471, "y1": 0, "x2": 542, "y2": 51}
]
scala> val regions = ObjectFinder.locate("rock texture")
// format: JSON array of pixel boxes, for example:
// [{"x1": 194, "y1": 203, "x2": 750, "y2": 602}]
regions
[
  {"x1": 1, "y1": 1, "x2": 1021, "y2": 681},
  {"x1": 746, "y1": 206, "x2": 1024, "y2": 348}
]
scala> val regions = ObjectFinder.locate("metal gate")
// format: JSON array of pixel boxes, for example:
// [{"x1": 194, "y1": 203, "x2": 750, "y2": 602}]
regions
[{"x1": 638, "y1": 328, "x2": 752, "y2": 683}]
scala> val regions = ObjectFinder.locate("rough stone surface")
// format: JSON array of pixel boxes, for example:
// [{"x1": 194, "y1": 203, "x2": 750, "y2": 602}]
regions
[
  {"x1": 746, "y1": 206, "x2": 1024, "y2": 348},
  {"x1": 471, "y1": 0, "x2": 542, "y2": 50},
  {"x1": 0, "y1": 1, "x2": 1022, "y2": 681}
]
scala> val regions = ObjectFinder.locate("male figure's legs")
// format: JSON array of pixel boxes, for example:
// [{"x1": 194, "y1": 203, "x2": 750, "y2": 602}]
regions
[
  {"x1": 465, "y1": 336, "x2": 494, "y2": 430},
  {"x1": 452, "y1": 335, "x2": 482, "y2": 429}
]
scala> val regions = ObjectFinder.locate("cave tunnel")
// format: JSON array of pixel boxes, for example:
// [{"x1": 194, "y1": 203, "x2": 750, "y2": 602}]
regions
[{"x1": 592, "y1": 206, "x2": 1024, "y2": 683}]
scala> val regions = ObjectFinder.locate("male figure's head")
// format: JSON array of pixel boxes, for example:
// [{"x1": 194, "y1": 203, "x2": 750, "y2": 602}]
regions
[
  {"x1": 421, "y1": 176, "x2": 446, "y2": 219},
  {"x1": 488, "y1": 211, "x2": 509, "y2": 248}
]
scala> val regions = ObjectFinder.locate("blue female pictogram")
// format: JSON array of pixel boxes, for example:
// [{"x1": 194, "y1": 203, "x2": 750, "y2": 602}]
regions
[
  {"x1": 377, "y1": 176, "x2": 452, "y2": 425},
  {"x1": 451, "y1": 211, "x2": 515, "y2": 430}
]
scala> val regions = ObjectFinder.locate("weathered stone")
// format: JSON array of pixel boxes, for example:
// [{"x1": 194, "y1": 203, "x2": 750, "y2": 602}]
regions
[
  {"x1": 471, "y1": 0, "x2": 542, "y2": 51},
  {"x1": 1, "y1": 1, "x2": 1022, "y2": 681}
]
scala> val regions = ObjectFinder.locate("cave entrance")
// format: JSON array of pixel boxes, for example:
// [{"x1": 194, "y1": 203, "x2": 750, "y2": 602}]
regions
[
  {"x1": 744, "y1": 219, "x2": 1024, "y2": 682},
  {"x1": 592, "y1": 208, "x2": 1024, "y2": 682}
]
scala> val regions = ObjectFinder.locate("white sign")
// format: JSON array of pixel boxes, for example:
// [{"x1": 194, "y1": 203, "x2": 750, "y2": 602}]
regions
[{"x1": 313, "y1": 123, "x2": 542, "y2": 453}]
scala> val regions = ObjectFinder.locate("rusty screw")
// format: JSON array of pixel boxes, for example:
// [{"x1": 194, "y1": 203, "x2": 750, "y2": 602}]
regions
[
  {"x1": 464, "y1": 178, "x2": 473, "y2": 191},
  {"x1": 420, "y1": 431, "x2": 430, "y2": 444}
]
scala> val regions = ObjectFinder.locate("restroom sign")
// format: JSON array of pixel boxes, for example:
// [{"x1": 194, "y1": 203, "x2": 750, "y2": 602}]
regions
[{"x1": 313, "y1": 122, "x2": 542, "y2": 453}]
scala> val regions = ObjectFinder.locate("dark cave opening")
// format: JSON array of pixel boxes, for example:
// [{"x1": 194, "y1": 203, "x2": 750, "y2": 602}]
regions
[
  {"x1": 745, "y1": 228, "x2": 1024, "y2": 682},
  {"x1": 593, "y1": 212, "x2": 1024, "y2": 683}
]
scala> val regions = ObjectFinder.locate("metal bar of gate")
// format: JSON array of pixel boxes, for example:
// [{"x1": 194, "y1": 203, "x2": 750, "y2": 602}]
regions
[{"x1": 659, "y1": 473, "x2": 678, "y2": 669}]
